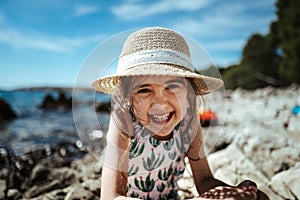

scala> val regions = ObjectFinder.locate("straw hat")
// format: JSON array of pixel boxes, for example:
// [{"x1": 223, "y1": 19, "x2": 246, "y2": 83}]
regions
[{"x1": 92, "y1": 27, "x2": 223, "y2": 95}]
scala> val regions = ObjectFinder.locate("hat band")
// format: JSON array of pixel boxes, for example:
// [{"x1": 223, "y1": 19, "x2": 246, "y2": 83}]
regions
[{"x1": 117, "y1": 49, "x2": 194, "y2": 73}]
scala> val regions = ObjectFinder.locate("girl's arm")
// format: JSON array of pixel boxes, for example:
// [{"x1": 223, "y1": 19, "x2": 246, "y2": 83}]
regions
[
  {"x1": 100, "y1": 118, "x2": 140, "y2": 200},
  {"x1": 187, "y1": 127, "x2": 229, "y2": 194},
  {"x1": 187, "y1": 127, "x2": 269, "y2": 200},
  {"x1": 189, "y1": 156, "x2": 230, "y2": 194}
]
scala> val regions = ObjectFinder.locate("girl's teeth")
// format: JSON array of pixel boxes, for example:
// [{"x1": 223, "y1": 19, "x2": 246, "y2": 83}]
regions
[{"x1": 152, "y1": 113, "x2": 169, "y2": 121}]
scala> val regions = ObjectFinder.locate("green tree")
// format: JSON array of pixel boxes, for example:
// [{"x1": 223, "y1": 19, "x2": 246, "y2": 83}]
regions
[
  {"x1": 221, "y1": 0, "x2": 300, "y2": 89},
  {"x1": 274, "y1": 0, "x2": 300, "y2": 84},
  {"x1": 221, "y1": 64, "x2": 242, "y2": 89},
  {"x1": 239, "y1": 34, "x2": 280, "y2": 89},
  {"x1": 221, "y1": 34, "x2": 279, "y2": 90}
]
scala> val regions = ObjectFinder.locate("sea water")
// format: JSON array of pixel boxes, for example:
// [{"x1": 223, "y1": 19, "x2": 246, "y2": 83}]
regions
[{"x1": 0, "y1": 89, "x2": 110, "y2": 155}]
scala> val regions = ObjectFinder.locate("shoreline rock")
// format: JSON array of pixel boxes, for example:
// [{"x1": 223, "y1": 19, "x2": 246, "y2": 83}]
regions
[
  {"x1": 0, "y1": 98, "x2": 17, "y2": 123},
  {"x1": 0, "y1": 141, "x2": 96, "y2": 200},
  {"x1": 39, "y1": 92, "x2": 72, "y2": 111}
]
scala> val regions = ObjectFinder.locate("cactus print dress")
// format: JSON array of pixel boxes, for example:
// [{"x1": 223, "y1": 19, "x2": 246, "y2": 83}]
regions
[{"x1": 126, "y1": 115, "x2": 194, "y2": 200}]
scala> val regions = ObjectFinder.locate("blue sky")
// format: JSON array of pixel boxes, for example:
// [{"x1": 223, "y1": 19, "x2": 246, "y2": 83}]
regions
[{"x1": 0, "y1": 0, "x2": 277, "y2": 90}]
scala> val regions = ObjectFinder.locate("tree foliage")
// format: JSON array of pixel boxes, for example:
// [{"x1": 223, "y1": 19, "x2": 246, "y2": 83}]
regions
[
  {"x1": 275, "y1": 0, "x2": 300, "y2": 84},
  {"x1": 221, "y1": 0, "x2": 300, "y2": 89}
]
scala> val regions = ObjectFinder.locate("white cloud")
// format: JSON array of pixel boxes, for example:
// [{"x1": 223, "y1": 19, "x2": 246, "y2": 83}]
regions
[
  {"x1": 0, "y1": 29, "x2": 68, "y2": 52},
  {"x1": 111, "y1": 0, "x2": 210, "y2": 20},
  {"x1": 73, "y1": 5, "x2": 99, "y2": 17},
  {"x1": 173, "y1": 12, "x2": 274, "y2": 39},
  {"x1": 169, "y1": 0, "x2": 276, "y2": 66},
  {"x1": 0, "y1": 28, "x2": 105, "y2": 53},
  {"x1": 171, "y1": 0, "x2": 276, "y2": 51},
  {"x1": 199, "y1": 38, "x2": 246, "y2": 54}
]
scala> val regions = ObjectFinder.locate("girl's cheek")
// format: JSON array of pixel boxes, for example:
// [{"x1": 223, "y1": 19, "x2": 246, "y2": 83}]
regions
[
  {"x1": 135, "y1": 101, "x2": 146, "y2": 109},
  {"x1": 132, "y1": 101, "x2": 149, "y2": 116}
]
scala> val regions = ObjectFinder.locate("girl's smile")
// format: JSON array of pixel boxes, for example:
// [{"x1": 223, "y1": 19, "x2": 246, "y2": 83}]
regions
[
  {"x1": 130, "y1": 75, "x2": 190, "y2": 137},
  {"x1": 149, "y1": 112, "x2": 173, "y2": 124}
]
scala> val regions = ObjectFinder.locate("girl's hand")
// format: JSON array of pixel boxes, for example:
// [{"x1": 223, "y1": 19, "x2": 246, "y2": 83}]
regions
[
  {"x1": 196, "y1": 186, "x2": 257, "y2": 200},
  {"x1": 237, "y1": 180, "x2": 269, "y2": 200},
  {"x1": 237, "y1": 180, "x2": 257, "y2": 193}
]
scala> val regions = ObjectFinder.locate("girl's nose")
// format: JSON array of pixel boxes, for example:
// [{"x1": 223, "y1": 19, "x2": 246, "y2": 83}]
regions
[{"x1": 152, "y1": 86, "x2": 167, "y2": 104}]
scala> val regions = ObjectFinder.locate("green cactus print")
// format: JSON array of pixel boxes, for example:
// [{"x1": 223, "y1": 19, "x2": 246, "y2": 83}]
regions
[
  {"x1": 129, "y1": 191, "x2": 140, "y2": 198},
  {"x1": 140, "y1": 128, "x2": 149, "y2": 137},
  {"x1": 144, "y1": 194, "x2": 154, "y2": 200},
  {"x1": 134, "y1": 173, "x2": 155, "y2": 193},
  {"x1": 173, "y1": 166, "x2": 185, "y2": 177},
  {"x1": 175, "y1": 130, "x2": 191, "y2": 154},
  {"x1": 142, "y1": 148, "x2": 165, "y2": 171},
  {"x1": 158, "y1": 190, "x2": 178, "y2": 200},
  {"x1": 158, "y1": 164, "x2": 173, "y2": 181},
  {"x1": 175, "y1": 137, "x2": 185, "y2": 154},
  {"x1": 156, "y1": 183, "x2": 166, "y2": 193},
  {"x1": 167, "y1": 177, "x2": 176, "y2": 189},
  {"x1": 163, "y1": 138, "x2": 174, "y2": 151},
  {"x1": 168, "y1": 150, "x2": 177, "y2": 160},
  {"x1": 158, "y1": 194, "x2": 168, "y2": 200},
  {"x1": 130, "y1": 139, "x2": 145, "y2": 159},
  {"x1": 127, "y1": 115, "x2": 194, "y2": 199},
  {"x1": 128, "y1": 164, "x2": 139, "y2": 176},
  {"x1": 149, "y1": 137, "x2": 161, "y2": 147},
  {"x1": 180, "y1": 131, "x2": 191, "y2": 146}
]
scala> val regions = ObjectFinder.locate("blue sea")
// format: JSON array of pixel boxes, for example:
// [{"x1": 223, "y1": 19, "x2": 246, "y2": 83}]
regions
[{"x1": 0, "y1": 89, "x2": 111, "y2": 155}]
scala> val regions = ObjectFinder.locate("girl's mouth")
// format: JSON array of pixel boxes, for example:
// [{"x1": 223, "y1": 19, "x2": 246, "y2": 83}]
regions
[{"x1": 149, "y1": 112, "x2": 173, "y2": 125}]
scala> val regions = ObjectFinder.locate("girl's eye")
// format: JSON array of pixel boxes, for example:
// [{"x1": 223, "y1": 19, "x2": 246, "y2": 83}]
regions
[
  {"x1": 166, "y1": 84, "x2": 180, "y2": 90},
  {"x1": 137, "y1": 88, "x2": 152, "y2": 94}
]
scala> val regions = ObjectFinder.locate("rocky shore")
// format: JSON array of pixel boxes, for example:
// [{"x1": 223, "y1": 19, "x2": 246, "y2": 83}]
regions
[
  {"x1": 1, "y1": 85, "x2": 300, "y2": 200},
  {"x1": 180, "y1": 85, "x2": 300, "y2": 200},
  {"x1": 0, "y1": 141, "x2": 105, "y2": 200}
]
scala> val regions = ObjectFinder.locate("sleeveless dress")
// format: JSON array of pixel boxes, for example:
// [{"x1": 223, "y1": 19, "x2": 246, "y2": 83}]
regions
[{"x1": 126, "y1": 116, "x2": 194, "y2": 200}]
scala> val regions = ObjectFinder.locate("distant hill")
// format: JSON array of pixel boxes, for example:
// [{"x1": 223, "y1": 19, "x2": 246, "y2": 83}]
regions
[{"x1": 13, "y1": 86, "x2": 94, "y2": 92}]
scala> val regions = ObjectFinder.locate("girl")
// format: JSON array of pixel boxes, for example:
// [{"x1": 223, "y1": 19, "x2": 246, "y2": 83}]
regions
[{"x1": 92, "y1": 27, "x2": 266, "y2": 200}]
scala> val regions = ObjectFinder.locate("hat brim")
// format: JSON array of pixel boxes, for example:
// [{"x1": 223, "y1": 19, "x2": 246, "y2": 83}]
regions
[{"x1": 92, "y1": 64, "x2": 224, "y2": 95}]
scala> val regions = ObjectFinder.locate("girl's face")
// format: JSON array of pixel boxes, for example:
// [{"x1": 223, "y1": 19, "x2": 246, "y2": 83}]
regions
[{"x1": 130, "y1": 75, "x2": 189, "y2": 137}]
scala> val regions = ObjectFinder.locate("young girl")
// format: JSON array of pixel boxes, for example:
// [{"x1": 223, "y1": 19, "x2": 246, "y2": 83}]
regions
[{"x1": 92, "y1": 27, "x2": 267, "y2": 200}]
